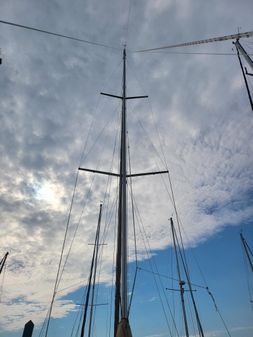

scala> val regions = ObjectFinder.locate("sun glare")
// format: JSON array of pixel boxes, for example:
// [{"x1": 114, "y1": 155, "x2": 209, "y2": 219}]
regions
[{"x1": 36, "y1": 182, "x2": 56, "y2": 204}]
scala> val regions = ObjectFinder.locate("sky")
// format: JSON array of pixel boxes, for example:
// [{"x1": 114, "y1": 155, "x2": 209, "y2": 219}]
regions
[{"x1": 0, "y1": 0, "x2": 253, "y2": 336}]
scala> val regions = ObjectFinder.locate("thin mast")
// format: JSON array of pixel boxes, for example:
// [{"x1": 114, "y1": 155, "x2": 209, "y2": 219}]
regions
[
  {"x1": 0, "y1": 252, "x2": 9, "y2": 275},
  {"x1": 233, "y1": 40, "x2": 253, "y2": 111},
  {"x1": 240, "y1": 232, "x2": 253, "y2": 273},
  {"x1": 114, "y1": 47, "x2": 128, "y2": 337},
  {"x1": 170, "y1": 218, "x2": 189, "y2": 337},
  {"x1": 121, "y1": 48, "x2": 128, "y2": 319},
  {"x1": 174, "y1": 224, "x2": 205, "y2": 337},
  {"x1": 234, "y1": 39, "x2": 253, "y2": 72},
  {"x1": 78, "y1": 48, "x2": 165, "y2": 337},
  {"x1": 88, "y1": 203, "x2": 103, "y2": 337},
  {"x1": 80, "y1": 204, "x2": 103, "y2": 337}
]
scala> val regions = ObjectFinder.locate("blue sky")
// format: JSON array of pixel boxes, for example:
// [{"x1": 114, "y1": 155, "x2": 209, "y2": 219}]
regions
[
  {"x1": 0, "y1": 0, "x2": 253, "y2": 336},
  {"x1": 2, "y1": 221, "x2": 253, "y2": 337}
]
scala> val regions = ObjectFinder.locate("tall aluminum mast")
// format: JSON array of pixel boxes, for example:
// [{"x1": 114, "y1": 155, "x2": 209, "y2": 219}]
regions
[
  {"x1": 114, "y1": 47, "x2": 132, "y2": 337},
  {"x1": 79, "y1": 48, "x2": 168, "y2": 337},
  {"x1": 121, "y1": 48, "x2": 128, "y2": 318}
]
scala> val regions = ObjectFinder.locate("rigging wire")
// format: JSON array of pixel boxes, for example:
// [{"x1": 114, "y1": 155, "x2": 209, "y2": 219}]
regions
[
  {"x1": 126, "y1": 75, "x2": 232, "y2": 336},
  {"x1": 38, "y1": 101, "x2": 95, "y2": 337},
  {"x1": 79, "y1": 205, "x2": 103, "y2": 337},
  {"x1": 0, "y1": 20, "x2": 120, "y2": 50},
  {"x1": 121, "y1": 84, "x2": 202, "y2": 335},
  {"x1": 70, "y1": 284, "x2": 89, "y2": 337},
  {"x1": 172, "y1": 216, "x2": 233, "y2": 337},
  {"x1": 205, "y1": 287, "x2": 232, "y2": 337},
  {"x1": 129, "y1": 80, "x2": 232, "y2": 337},
  {"x1": 127, "y1": 132, "x2": 139, "y2": 316},
  {"x1": 43, "y1": 166, "x2": 81, "y2": 337},
  {"x1": 186, "y1": 292, "x2": 198, "y2": 337},
  {"x1": 235, "y1": 46, "x2": 253, "y2": 111},
  {"x1": 70, "y1": 307, "x2": 82, "y2": 337},
  {"x1": 56, "y1": 119, "x2": 98, "y2": 287},
  {"x1": 79, "y1": 112, "x2": 120, "y2": 337},
  {"x1": 56, "y1": 281, "x2": 84, "y2": 294},
  {"x1": 170, "y1": 218, "x2": 190, "y2": 337},
  {"x1": 188, "y1": 242, "x2": 232, "y2": 337},
  {"x1": 169, "y1": 229, "x2": 176, "y2": 337},
  {"x1": 67, "y1": 125, "x2": 119, "y2": 337},
  {"x1": 132, "y1": 197, "x2": 180, "y2": 337},
  {"x1": 124, "y1": 0, "x2": 133, "y2": 47},
  {"x1": 173, "y1": 225, "x2": 204, "y2": 337},
  {"x1": 40, "y1": 98, "x2": 114, "y2": 337},
  {"x1": 138, "y1": 89, "x2": 233, "y2": 336},
  {"x1": 137, "y1": 267, "x2": 205, "y2": 289},
  {"x1": 91, "y1": 125, "x2": 120, "y2": 337},
  {"x1": 108, "y1": 199, "x2": 118, "y2": 337},
  {"x1": 38, "y1": 310, "x2": 49, "y2": 337},
  {"x1": 67, "y1": 76, "x2": 121, "y2": 337},
  {"x1": 170, "y1": 200, "x2": 232, "y2": 337},
  {"x1": 96, "y1": 116, "x2": 120, "y2": 337},
  {"x1": 87, "y1": 205, "x2": 103, "y2": 337},
  {"x1": 71, "y1": 279, "x2": 90, "y2": 337},
  {"x1": 56, "y1": 105, "x2": 120, "y2": 290},
  {"x1": 241, "y1": 234, "x2": 253, "y2": 310}
]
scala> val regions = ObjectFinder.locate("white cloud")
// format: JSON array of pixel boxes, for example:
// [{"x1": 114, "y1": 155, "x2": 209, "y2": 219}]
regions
[{"x1": 0, "y1": 0, "x2": 253, "y2": 333}]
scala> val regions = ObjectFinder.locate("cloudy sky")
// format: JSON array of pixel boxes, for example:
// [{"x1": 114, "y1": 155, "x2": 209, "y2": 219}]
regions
[{"x1": 0, "y1": 0, "x2": 253, "y2": 337}]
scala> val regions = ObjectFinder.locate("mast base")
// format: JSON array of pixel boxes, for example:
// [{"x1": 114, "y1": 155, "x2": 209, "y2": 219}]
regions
[{"x1": 116, "y1": 318, "x2": 132, "y2": 337}]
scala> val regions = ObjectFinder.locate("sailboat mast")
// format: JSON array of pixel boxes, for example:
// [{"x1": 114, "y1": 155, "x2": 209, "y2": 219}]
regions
[
  {"x1": 114, "y1": 48, "x2": 129, "y2": 336},
  {"x1": 234, "y1": 39, "x2": 253, "y2": 72},
  {"x1": 233, "y1": 40, "x2": 253, "y2": 111},
  {"x1": 240, "y1": 232, "x2": 253, "y2": 273},
  {"x1": 80, "y1": 204, "x2": 103, "y2": 337},
  {"x1": 0, "y1": 252, "x2": 9, "y2": 275},
  {"x1": 121, "y1": 48, "x2": 128, "y2": 318},
  {"x1": 170, "y1": 218, "x2": 189, "y2": 337}
]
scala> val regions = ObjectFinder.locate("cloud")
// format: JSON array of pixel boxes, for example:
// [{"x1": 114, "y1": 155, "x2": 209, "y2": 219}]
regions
[{"x1": 0, "y1": 0, "x2": 253, "y2": 333}]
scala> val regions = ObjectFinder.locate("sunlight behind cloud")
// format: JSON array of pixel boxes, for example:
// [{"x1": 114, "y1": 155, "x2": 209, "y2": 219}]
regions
[
  {"x1": 34, "y1": 180, "x2": 63, "y2": 210},
  {"x1": 36, "y1": 182, "x2": 55, "y2": 202}
]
